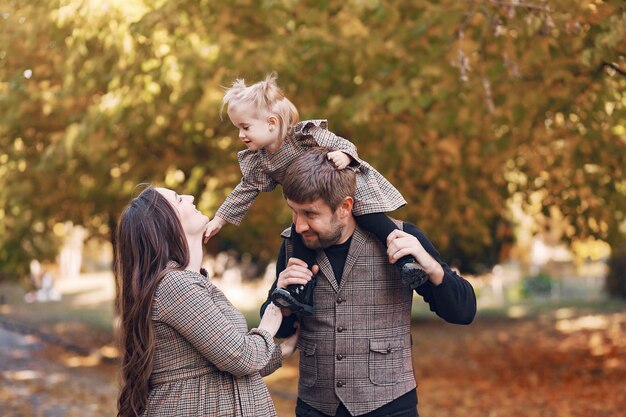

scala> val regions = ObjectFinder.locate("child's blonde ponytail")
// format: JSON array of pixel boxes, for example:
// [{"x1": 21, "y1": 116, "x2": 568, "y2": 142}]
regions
[{"x1": 222, "y1": 73, "x2": 299, "y2": 141}]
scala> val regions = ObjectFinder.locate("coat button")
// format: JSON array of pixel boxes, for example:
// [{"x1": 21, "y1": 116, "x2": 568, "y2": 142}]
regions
[
  {"x1": 337, "y1": 326, "x2": 344, "y2": 332},
  {"x1": 336, "y1": 354, "x2": 343, "y2": 360},
  {"x1": 336, "y1": 296, "x2": 344, "y2": 304},
  {"x1": 387, "y1": 347, "x2": 392, "y2": 353},
  {"x1": 336, "y1": 381, "x2": 344, "y2": 387}
]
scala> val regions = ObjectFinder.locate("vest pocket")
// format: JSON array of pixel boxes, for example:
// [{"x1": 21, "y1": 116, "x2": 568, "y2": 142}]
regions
[
  {"x1": 297, "y1": 339, "x2": 317, "y2": 387},
  {"x1": 368, "y1": 337, "x2": 404, "y2": 386}
]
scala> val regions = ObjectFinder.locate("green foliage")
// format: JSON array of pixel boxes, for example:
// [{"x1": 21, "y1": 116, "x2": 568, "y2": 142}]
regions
[
  {"x1": 1, "y1": 0, "x2": 625, "y2": 279},
  {"x1": 522, "y1": 272, "x2": 553, "y2": 296}
]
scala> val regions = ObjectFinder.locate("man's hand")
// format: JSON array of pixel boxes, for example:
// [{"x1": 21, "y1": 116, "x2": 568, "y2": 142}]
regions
[
  {"x1": 279, "y1": 322, "x2": 300, "y2": 358},
  {"x1": 386, "y1": 229, "x2": 444, "y2": 285},
  {"x1": 204, "y1": 217, "x2": 226, "y2": 244},
  {"x1": 277, "y1": 257, "x2": 317, "y2": 289},
  {"x1": 327, "y1": 151, "x2": 351, "y2": 169}
]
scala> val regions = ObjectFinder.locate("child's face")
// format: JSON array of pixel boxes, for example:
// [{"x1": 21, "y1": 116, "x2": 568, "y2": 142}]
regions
[{"x1": 228, "y1": 103, "x2": 281, "y2": 153}]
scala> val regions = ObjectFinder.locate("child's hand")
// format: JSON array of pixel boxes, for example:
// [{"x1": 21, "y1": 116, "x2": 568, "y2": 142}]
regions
[
  {"x1": 327, "y1": 151, "x2": 351, "y2": 169},
  {"x1": 204, "y1": 217, "x2": 226, "y2": 244}
]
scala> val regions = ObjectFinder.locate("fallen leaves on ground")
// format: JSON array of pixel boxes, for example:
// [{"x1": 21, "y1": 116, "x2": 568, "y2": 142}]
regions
[
  {"x1": 267, "y1": 310, "x2": 626, "y2": 417},
  {"x1": 1, "y1": 309, "x2": 625, "y2": 417}
]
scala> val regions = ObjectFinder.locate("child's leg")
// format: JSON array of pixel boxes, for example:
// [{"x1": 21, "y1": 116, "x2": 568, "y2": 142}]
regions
[
  {"x1": 269, "y1": 224, "x2": 316, "y2": 316},
  {"x1": 355, "y1": 212, "x2": 398, "y2": 245},
  {"x1": 290, "y1": 223, "x2": 317, "y2": 270},
  {"x1": 356, "y1": 213, "x2": 429, "y2": 288}
]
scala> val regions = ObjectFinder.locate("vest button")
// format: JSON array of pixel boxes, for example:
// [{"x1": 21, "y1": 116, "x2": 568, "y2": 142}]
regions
[
  {"x1": 336, "y1": 354, "x2": 343, "y2": 360},
  {"x1": 336, "y1": 296, "x2": 344, "y2": 304},
  {"x1": 337, "y1": 326, "x2": 344, "y2": 332},
  {"x1": 336, "y1": 381, "x2": 344, "y2": 387},
  {"x1": 387, "y1": 347, "x2": 392, "y2": 353}
]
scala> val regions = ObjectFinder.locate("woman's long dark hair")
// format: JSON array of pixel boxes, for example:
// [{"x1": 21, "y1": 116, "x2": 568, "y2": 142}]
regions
[{"x1": 115, "y1": 185, "x2": 189, "y2": 417}]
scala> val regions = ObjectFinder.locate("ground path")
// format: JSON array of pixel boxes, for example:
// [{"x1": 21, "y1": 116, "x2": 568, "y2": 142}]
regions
[{"x1": 0, "y1": 326, "x2": 117, "y2": 417}]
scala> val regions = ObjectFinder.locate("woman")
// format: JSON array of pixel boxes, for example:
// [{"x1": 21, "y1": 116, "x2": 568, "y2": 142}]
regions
[{"x1": 115, "y1": 185, "x2": 297, "y2": 417}]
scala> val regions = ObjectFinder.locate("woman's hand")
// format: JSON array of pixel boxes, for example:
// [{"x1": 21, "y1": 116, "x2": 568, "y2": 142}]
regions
[{"x1": 258, "y1": 302, "x2": 284, "y2": 337}]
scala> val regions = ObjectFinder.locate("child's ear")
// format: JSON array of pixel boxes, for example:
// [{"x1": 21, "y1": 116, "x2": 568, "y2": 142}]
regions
[{"x1": 267, "y1": 115, "x2": 278, "y2": 127}]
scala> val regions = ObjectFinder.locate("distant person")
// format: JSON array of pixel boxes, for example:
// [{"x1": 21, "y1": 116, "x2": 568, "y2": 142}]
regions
[
  {"x1": 115, "y1": 185, "x2": 298, "y2": 417},
  {"x1": 25, "y1": 260, "x2": 60, "y2": 303},
  {"x1": 204, "y1": 73, "x2": 427, "y2": 316},
  {"x1": 261, "y1": 148, "x2": 477, "y2": 417}
]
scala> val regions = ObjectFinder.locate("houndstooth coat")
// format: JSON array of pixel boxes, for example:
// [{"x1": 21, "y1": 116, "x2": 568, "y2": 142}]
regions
[
  {"x1": 215, "y1": 120, "x2": 407, "y2": 225},
  {"x1": 142, "y1": 268, "x2": 282, "y2": 417}
]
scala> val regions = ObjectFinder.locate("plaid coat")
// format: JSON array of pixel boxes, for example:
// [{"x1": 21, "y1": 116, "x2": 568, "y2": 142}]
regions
[
  {"x1": 143, "y1": 268, "x2": 282, "y2": 417},
  {"x1": 215, "y1": 120, "x2": 407, "y2": 225},
  {"x1": 282, "y1": 222, "x2": 417, "y2": 416}
]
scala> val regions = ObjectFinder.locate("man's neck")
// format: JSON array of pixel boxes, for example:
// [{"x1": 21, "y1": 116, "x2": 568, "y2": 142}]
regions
[{"x1": 336, "y1": 216, "x2": 357, "y2": 245}]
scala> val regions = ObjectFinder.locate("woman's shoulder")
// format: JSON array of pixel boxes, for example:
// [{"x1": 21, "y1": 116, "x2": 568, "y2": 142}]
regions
[{"x1": 158, "y1": 267, "x2": 211, "y2": 295}]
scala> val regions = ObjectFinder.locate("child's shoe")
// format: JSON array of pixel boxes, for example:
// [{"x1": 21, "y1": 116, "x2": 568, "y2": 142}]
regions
[
  {"x1": 396, "y1": 256, "x2": 429, "y2": 289},
  {"x1": 271, "y1": 281, "x2": 315, "y2": 316}
]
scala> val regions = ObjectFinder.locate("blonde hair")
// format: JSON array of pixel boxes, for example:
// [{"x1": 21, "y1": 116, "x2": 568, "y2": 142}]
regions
[{"x1": 222, "y1": 73, "x2": 299, "y2": 141}]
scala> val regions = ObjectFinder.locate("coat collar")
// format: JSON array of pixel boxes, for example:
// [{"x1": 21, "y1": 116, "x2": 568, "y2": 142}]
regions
[{"x1": 316, "y1": 226, "x2": 368, "y2": 292}]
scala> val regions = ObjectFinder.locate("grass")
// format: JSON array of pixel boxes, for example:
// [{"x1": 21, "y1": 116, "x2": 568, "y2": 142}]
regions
[
  {"x1": 476, "y1": 296, "x2": 626, "y2": 319},
  {"x1": 0, "y1": 273, "x2": 117, "y2": 349},
  {"x1": 2, "y1": 270, "x2": 625, "y2": 350}
]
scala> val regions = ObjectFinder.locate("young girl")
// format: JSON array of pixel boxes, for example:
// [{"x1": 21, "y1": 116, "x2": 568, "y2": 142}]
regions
[{"x1": 205, "y1": 73, "x2": 427, "y2": 315}]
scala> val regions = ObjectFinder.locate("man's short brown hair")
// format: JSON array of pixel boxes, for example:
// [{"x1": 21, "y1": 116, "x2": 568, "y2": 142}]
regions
[{"x1": 282, "y1": 147, "x2": 356, "y2": 211}]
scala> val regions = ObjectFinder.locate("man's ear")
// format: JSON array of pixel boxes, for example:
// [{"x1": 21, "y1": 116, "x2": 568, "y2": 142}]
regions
[{"x1": 338, "y1": 197, "x2": 354, "y2": 218}]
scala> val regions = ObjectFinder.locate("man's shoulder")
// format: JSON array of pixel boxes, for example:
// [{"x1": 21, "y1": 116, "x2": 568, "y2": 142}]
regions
[
  {"x1": 387, "y1": 219, "x2": 429, "y2": 245},
  {"x1": 399, "y1": 220, "x2": 419, "y2": 232},
  {"x1": 387, "y1": 218, "x2": 420, "y2": 234},
  {"x1": 400, "y1": 221, "x2": 429, "y2": 242},
  {"x1": 397, "y1": 221, "x2": 441, "y2": 259}
]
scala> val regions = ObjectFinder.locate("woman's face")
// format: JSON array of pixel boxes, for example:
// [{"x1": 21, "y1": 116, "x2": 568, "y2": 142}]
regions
[{"x1": 156, "y1": 188, "x2": 209, "y2": 238}]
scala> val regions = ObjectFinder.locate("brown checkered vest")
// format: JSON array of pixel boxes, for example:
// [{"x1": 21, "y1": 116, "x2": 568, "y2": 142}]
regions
[{"x1": 282, "y1": 222, "x2": 417, "y2": 416}]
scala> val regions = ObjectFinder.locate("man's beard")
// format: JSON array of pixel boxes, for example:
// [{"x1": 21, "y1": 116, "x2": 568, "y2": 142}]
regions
[{"x1": 302, "y1": 222, "x2": 344, "y2": 250}]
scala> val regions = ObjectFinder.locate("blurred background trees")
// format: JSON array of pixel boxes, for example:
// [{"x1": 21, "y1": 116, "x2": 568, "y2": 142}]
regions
[{"x1": 1, "y1": 0, "x2": 624, "y2": 288}]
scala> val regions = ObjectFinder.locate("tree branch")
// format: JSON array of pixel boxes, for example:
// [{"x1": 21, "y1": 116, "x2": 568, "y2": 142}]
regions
[
  {"x1": 487, "y1": 0, "x2": 551, "y2": 12},
  {"x1": 600, "y1": 62, "x2": 626, "y2": 77}
]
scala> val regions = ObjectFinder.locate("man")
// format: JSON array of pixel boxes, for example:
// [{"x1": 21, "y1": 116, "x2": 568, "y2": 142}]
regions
[{"x1": 261, "y1": 147, "x2": 476, "y2": 417}]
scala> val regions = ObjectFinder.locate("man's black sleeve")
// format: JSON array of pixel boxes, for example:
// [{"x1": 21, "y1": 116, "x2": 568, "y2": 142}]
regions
[
  {"x1": 259, "y1": 240, "x2": 299, "y2": 338},
  {"x1": 405, "y1": 222, "x2": 477, "y2": 325}
]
